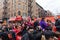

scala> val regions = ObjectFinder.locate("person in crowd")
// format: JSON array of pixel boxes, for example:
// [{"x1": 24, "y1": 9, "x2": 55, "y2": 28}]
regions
[
  {"x1": 43, "y1": 28, "x2": 55, "y2": 40},
  {"x1": 55, "y1": 17, "x2": 60, "y2": 40},
  {"x1": 2, "y1": 25, "x2": 8, "y2": 32},
  {"x1": 34, "y1": 26, "x2": 42, "y2": 40},
  {"x1": 22, "y1": 26, "x2": 42, "y2": 40},
  {"x1": 0, "y1": 29, "x2": 3, "y2": 40},
  {"x1": 16, "y1": 32, "x2": 22, "y2": 40},
  {"x1": 21, "y1": 27, "x2": 35, "y2": 40},
  {"x1": 34, "y1": 19, "x2": 39, "y2": 29},
  {"x1": 13, "y1": 25, "x2": 22, "y2": 34},
  {"x1": 21, "y1": 23, "x2": 27, "y2": 35},
  {"x1": 1, "y1": 32, "x2": 9, "y2": 40},
  {"x1": 26, "y1": 19, "x2": 32, "y2": 27},
  {"x1": 40, "y1": 18, "x2": 48, "y2": 31},
  {"x1": 55, "y1": 17, "x2": 60, "y2": 32},
  {"x1": 1, "y1": 16, "x2": 60, "y2": 40},
  {"x1": 7, "y1": 31, "x2": 16, "y2": 40},
  {"x1": 4, "y1": 25, "x2": 13, "y2": 32},
  {"x1": 46, "y1": 20, "x2": 52, "y2": 31},
  {"x1": 31, "y1": 19, "x2": 34, "y2": 26}
]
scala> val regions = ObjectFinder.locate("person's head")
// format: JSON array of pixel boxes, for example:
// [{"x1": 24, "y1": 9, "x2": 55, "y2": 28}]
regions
[
  {"x1": 54, "y1": 16, "x2": 58, "y2": 20},
  {"x1": 41, "y1": 17, "x2": 45, "y2": 21},
  {"x1": 8, "y1": 34, "x2": 12, "y2": 38},
  {"x1": 22, "y1": 23, "x2": 25, "y2": 27},
  {"x1": 17, "y1": 32, "x2": 22, "y2": 36},
  {"x1": 17, "y1": 25, "x2": 22, "y2": 32},
  {"x1": 15, "y1": 25, "x2": 18, "y2": 29},
  {"x1": 37, "y1": 26, "x2": 42, "y2": 30},
  {"x1": 8, "y1": 24, "x2": 10, "y2": 28},
  {"x1": 17, "y1": 25, "x2": 22, "y2": 29},
  {"x1": 8, "y1": 32, "x2": 12, "y2": 39},
  {"x1": 27, "y1": 27, "x2": 34, "y2": 34},
  {"x1": 47, "y1": 20, "x2": 51, "y2": 23},
  {"x1": 2, "y1": 25, "x2": 6, "y2": 28}
]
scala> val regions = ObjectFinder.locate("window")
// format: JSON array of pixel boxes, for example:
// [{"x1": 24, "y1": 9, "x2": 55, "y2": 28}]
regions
[
  {"x1": 18, "y1": 3, "x2": 20, "y2": 5},
  {"x1": 8, "y1": 8, "x2": 10, "y2": 12},
  {"x1": 22, "y1": 0, "x2": 25, "y2": 2},
  {"x1": 11, "y1": 14, "x2": 13, "y2": 17},
  {"x1": 13, "y1": 0, "x2": 16, "y2": 5},
  {"x1": 39, "y1": 12, "x2": 41, "y2": 17},
  {"x1": 18, "y1": 0, "x2": 21, "y2": 2},
  {"x1": 14, "y1": 12, "x2": 16, "y2": 16},
  {"x1": 18, "y1": 11, "x2": 21, "y2": 15},
  {"x1": 13, "y1": 0, "x2": 16, "y2": 3},
  {"x1": 6, "y1": 0, "x2": 9, "y2": 1},
  {"x1": 18, "y1": 5, "x2": 21, "y2": 9},
  {"x1": 23, "y1": 5, "x2": 27, "y2": 10},
  {"x1": 24, "y1": 0, "x2": 27, "y2": 3},
  {"x1": 7, "y1": 14, "x2": 10, "y2": 18},
  {"x1": 29, "y1": 0, "x2": 33, "y2": 3},
  {"x1": 18, "y1": 3, "x2": 21, "y2": 9},
  {"x1": 13, "y1": 5, "x2": 16, "y2": 10},
  {"x1": 22, "y1": 13, "x2": 27, "y2": 18},
  {"x1": 13, "y1": 0, "x2": 16, "y2": 10}
]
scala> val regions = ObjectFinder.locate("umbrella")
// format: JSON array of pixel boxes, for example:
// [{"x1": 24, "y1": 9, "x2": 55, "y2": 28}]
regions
[
  {"x1": 15, "y1": 16, "x2": 22, "y2": 21},
  {"x1": 8, "y1": 17, "x2": 16, "y2": 21}
]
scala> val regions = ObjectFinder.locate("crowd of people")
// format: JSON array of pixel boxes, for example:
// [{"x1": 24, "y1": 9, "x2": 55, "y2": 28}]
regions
[{"x1": 0, "y1": 17, "x2": 60, "y2": 40}]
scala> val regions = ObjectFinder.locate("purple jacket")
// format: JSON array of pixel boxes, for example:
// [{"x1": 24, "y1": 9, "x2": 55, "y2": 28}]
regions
[{"x1": 40, "y1": 20, "x2": 47, "y2": 29}]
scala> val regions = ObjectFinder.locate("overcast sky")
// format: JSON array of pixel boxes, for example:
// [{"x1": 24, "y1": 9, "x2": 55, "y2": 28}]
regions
[{"x1": 36, "y1": 0, "x2": 60, "y2": 15}]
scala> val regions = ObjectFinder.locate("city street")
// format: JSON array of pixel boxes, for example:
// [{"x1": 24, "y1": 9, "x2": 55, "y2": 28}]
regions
[{"x1": 0, "y1": 0, "x2": 60, "y2": 40}]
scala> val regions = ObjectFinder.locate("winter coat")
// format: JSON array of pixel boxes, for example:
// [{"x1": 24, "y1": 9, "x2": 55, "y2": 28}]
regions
[
  {"x1": 34, "y1": 20, "x2": 39, "y2": 27},
  {"x1": 22, "y1": 32, "x2": 35, "y2": 40},
  {"x1": 22, "y1": 33, "x2": 30, "y2": 40},
  {"x1": 16, "y1": 35, "x2": 22, "y2": 40},
  {"x1": 55, "y1": 19, "x2": 60, "y2": 32},
  {"x1": 40, "y1": 20, "x2": 47, "y2": 29},
  {"x1": 43, "y1": 30, "x2": 54, "y2": 39}
]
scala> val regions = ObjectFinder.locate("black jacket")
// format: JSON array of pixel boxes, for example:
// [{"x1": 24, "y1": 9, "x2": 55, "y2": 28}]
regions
[
  {"x1": 43, "y1": 30, "x2": 54, "y2": 39},
  {"x1": 22, "y1": 30, "x2": 42, "y2": 40},
  {"x1": 22, "y1": 32, "x2": 35, "y2": 40},
  {"x1": 55, "y1": 19, "x2": 60, "y2": 32},
  {"x1": 34, "y1": 21, "x2": 39, "y2": 28}
]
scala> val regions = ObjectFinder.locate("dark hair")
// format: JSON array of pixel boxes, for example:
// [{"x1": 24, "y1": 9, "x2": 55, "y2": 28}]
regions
[
  {"x1": 15, "y1": 26, "x2": 18, "y2": 29},
  {"x1": 27, "y1": 27, "x2": 34, "y2": 31},
  {"x1": 17, "y1": 32, "x2": 22, "y2": 36},
  {"x1": 41, "y1": 18, "x2": 45, "y2": 21},
  {"x1": 47, "y1": 20, "x2": 51, "y2": 23}
]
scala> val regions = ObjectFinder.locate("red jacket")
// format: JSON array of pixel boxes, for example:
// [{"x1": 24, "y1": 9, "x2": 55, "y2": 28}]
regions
[
  {"x1": 52, "y1": 25, "x2": 57, "y2": 32},
  {"x1": 58, "y1": 37, "x2": 60, "y2": 40},
  {"x1": 13, "y1": 28, "x2": 20, "y2": 34},
  {"x1": 16, "y1": 35, "x2": 22, "y2": 40}
]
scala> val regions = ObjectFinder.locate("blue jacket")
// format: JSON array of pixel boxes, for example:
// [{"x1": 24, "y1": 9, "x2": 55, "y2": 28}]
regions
[{"x1": 40, "y1": 20, "x2": 47, "y2": 29}]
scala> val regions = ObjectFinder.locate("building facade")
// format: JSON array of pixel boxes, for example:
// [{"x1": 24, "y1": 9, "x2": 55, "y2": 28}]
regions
[
  {"x1": 3, "y1": 0, "x2": 9, "y2": 20},
  {"x1": 0, "y1": 0, "x2": 37, "y2": 19},
  {"x1": 36, "y1": 3, "x2": 47, "y2": 18},
  {"x1": 4, "y1": 0, "x2": 37, "y2": 18},
  {"x1": 0, "y1": 0, "x2": 29, "y2": 19},
  {"x1": 7, "y1": 0, "x2": 28, "y2": 18},
  {"x1": 28, "y1": 0, "x2": 37, "y2": 17},
  {"x1": 0, "y1": 0, "x2": 4, "y2": 19},
  {"x1": 46, "y1": 10, "x2": 52, "y2": 17}
]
